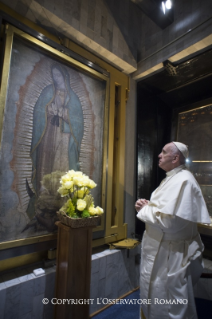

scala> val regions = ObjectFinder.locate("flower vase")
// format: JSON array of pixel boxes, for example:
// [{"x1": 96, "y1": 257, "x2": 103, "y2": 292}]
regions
[
  {"x1": 54, "y1": 220, "x2": 98, "y2": 319},
  {"x1": 56, "y1": 211, "x2": 100, "y2": 228}
]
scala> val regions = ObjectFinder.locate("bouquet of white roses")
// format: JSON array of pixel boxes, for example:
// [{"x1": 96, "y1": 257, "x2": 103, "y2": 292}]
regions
[{"x1": 57, "y1": 170, "x2": 104, "y2": 219}]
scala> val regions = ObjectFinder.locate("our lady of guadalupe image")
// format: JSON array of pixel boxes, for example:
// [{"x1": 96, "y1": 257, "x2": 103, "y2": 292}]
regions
[
  {"x1": 24, "y1": 63, "x2": 84, "y2": 232},
  {"x1": 0, "y1": 35, "x2": 105, "y2": 242}
]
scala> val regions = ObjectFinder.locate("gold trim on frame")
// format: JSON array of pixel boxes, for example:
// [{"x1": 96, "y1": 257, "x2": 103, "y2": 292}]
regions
[
  {"x1": 0, "y1": 233, "x2": 57, "y2": 250},
  {"x1": 178, "y1": 103, "x2": 212, "y2": 115},
  {"x1": 0, "y1": 251, "x2": 48, "y2": 272},
  {"x1": 192, "y1": 161, "x2": 212, "y2": 163},
  {"x1": 177, "y1": 103, "x2": 212, "y2": 140},
  {"x1": 177, "y1": 103, "x2": 212, "y2": 222}
]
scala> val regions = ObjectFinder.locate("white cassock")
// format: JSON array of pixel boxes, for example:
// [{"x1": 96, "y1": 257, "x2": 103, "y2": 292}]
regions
[{"x1": 137, "y1": 165, "x2": 211, "y2": 319}]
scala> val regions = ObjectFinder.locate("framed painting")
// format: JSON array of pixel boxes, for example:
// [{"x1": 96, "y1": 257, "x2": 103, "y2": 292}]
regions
[
  {"x1": 0, "y1": 24, "x2": 109, "y2": 249},
  {"x1": 177, "y1": 104, "x2": 212, "y2": 218}
]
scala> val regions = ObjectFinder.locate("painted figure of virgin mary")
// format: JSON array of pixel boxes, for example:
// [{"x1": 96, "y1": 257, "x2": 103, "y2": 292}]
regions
[
  {"x1": 24, "y1": 63, "x2": 84, "y2": 231},
  {"x1": 31, "y1": 64, "x2": 83, "y2": 190}
]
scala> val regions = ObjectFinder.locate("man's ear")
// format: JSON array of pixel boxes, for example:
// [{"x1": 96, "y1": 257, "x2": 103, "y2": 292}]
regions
[{"x1": 172, "y1": 154, "x2": 180, "y2": 163}]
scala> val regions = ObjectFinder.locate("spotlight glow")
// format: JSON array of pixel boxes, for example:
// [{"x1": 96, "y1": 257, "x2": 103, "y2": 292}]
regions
[
  {"x1": 162, "y1": 1, "x2": 166, "y2": 14},
  {"x1": 166, "y1": 0, "x2": 172, "y2": 10},
  {"x1": 162, "y1": 0, "x2": 172, "y2": 14}
]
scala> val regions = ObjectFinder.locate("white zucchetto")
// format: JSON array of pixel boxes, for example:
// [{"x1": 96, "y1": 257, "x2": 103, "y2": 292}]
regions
[{"x1": 172, "y1": 141, "x2": 189, "y2": 159}]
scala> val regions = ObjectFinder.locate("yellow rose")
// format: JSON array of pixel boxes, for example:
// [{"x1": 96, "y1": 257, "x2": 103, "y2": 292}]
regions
[
  {"x1": 57, "y1": 186, "x2": 69, "y2": 197},
  {"x1": 61, "y1": 174, "x2": 70, "y2": 183},
  {"x1": 74, "y1": 171, "x2": 83, "y2": 177},
  {"x1": 74, "y1": 176, "x2": 90, "y2": 187},
  {"x1": 88, "y1": 206, "x2": 98, "y2": 216},
  {"x1": 81, "y1": 176, "x2": 90, "y2": 187},
  {"x1": 77, "y1": 189, "x2": 85, "y2": 198},
  {"x1": 64, "y1": 181, "x2": 74, "y2": 189},
  {"x1": 73, "y1": 176, "x2": 84, "y2": 186},
  {"x1": 88, "y1": 179, "x2": 97, "y2": 189},
  {"x1": 77, "y1": 199, "x2": 87, "y2": 211},
  {"x1": 96, "y1": 206, "x2": 104, "y2": 215},
  {"x1": 67, "y1": 170, "x2": 75, "y2": 178}
]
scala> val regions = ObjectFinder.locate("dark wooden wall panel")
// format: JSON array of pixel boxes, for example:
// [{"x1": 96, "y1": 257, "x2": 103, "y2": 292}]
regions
[{"x1": 135, "y1": 84, "x2": 172, "y2": 238}]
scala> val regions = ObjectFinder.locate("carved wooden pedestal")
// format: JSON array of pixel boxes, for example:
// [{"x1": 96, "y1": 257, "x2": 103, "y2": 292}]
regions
[{"x1": 54, "y1": 221, "x2": 94, "y2": 319}]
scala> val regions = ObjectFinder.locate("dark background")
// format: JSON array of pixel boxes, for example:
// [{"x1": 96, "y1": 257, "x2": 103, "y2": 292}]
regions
[{"x1": 136, "y1": 48, "x2": 212, "y2": 240}]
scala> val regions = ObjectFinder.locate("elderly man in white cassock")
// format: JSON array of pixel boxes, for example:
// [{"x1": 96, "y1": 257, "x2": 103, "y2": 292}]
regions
[{"x1": 135, "y1": 142, "x2": 211, "y2": 319}]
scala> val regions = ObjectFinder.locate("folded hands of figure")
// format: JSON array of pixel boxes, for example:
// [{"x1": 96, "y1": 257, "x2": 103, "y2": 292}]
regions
[
  {"x1": 48, "y1": 103, "x2": 68, "y2": 119},
  {"x1": 135, "y1": 198, "x2": 149, "y2": 212},
  {"x1": 48, "y1": 103, "x2": 58, "y2": 115},
  {"x1": 52, "y1": 102, "x2": 58, "y2": 115},
  {"x1": 58, "y1": 107, "x2": 68, "y2": 119}
]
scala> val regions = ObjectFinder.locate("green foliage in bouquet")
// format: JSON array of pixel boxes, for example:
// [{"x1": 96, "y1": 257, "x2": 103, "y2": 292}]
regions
[{"x1": 57, "y1": 170, "x2": 104, "y2": 218}]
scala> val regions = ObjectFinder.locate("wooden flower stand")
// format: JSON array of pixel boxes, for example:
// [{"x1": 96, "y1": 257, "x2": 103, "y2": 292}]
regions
[{"x1": 54, "y1": 220, "x2": 98, "y2": 319}]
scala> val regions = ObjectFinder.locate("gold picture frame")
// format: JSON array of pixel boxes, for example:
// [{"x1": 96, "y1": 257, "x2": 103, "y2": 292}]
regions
[
  {"x1": 177, "y1": 103, "x2": 212, "y2": 219},
  {"x1": 0, "y1": 24, "x2": 109, "y2": 250}
]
